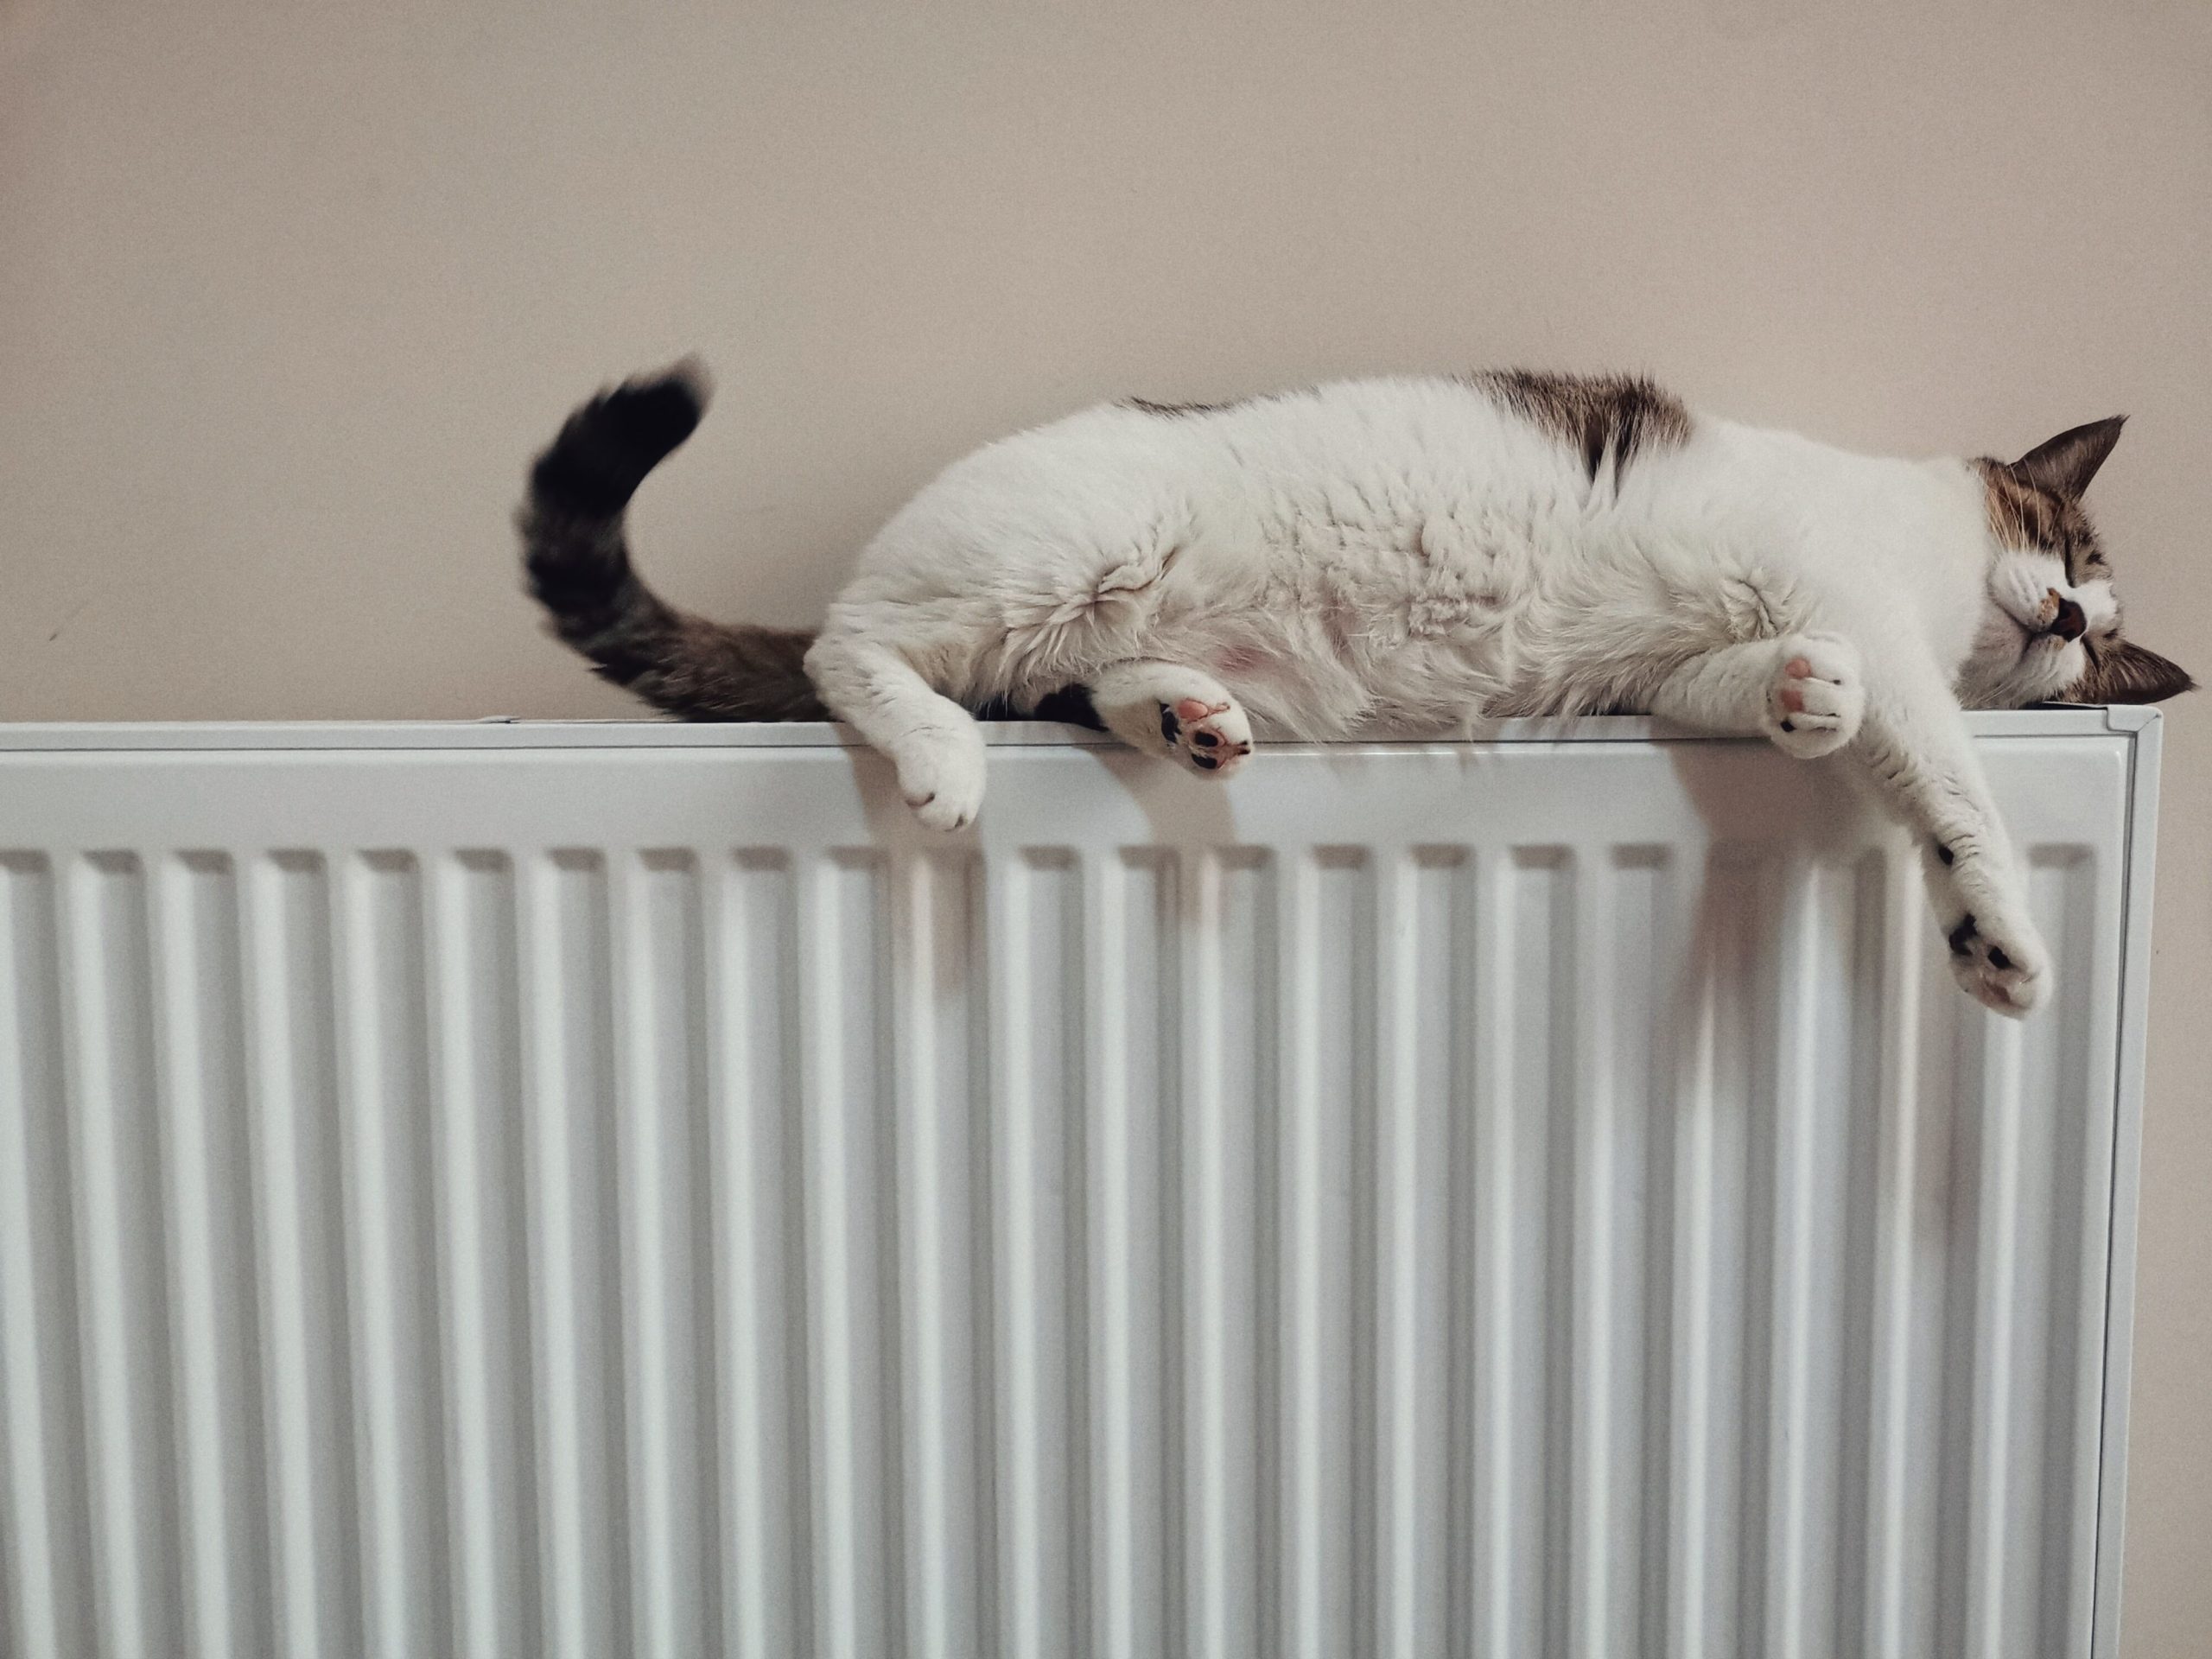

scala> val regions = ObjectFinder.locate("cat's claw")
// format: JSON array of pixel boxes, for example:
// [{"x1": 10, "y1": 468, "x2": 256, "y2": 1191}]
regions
[
  {"x1": 1157, "y1": 696, "x2": 1254, "y2": 778},
  {"x1": 1766, "y1": 632, "x2": 1864, "y2": 759}
]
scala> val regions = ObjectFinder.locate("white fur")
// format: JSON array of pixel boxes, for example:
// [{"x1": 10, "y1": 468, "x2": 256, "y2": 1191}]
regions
[{"x1": 804, "y1": 376, "x2": 2107, "y2": 1014}]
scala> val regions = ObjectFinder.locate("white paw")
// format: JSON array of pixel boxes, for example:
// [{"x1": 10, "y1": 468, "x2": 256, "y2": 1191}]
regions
[
  {"x1": 1943, "y1": 907, "x2": 2050, "y2": 1016},
  {"x1": 893, "y1": 728, "x2": 987, "y2": 831},
  {"x1": 1765, "y1": 632, "x2": 1864, "y2": 760},
  {"x1": 1156, "y1": 695, "x2": 1253, "y2": 779},
  {"x1": 1925, "y1": 848, "x2": 2050, "y2": 1016}
]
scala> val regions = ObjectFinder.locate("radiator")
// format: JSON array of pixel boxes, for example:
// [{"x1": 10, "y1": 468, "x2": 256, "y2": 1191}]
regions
[{"x1": 0, "y1": 710, "x2": 2160, "y2": 1659}]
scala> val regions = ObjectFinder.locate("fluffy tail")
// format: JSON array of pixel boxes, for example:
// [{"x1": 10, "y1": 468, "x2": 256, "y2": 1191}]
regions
[{"x1": 518, "y1": 360, "x2": 826, "y2": 720}]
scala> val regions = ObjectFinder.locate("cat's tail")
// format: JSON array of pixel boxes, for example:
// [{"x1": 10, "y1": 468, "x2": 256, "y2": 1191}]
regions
[{"x1": 517, "y1": 359, "x2": 827, "y2": 720}]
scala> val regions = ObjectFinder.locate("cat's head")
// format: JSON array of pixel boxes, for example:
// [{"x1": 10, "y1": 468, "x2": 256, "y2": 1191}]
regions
[{"x1": 1960, "y1": 417, "x2": 2194, "y2": 709}]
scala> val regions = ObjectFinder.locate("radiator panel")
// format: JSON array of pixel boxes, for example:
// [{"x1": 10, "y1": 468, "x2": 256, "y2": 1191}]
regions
[{"x1": 0, "y1": 715, "x2": 2157, "y2": 1659}]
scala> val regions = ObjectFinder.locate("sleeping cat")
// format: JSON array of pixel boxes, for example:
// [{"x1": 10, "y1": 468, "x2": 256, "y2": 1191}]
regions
[{"x1": 518, "y1": 362, "x2": 2191, "y2": 1017}]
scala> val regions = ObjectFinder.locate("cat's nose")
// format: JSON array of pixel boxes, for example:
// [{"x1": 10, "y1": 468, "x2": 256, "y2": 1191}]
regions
[{"x1": 2047, "y1": 593, "x2": 2088, "y2": 643}]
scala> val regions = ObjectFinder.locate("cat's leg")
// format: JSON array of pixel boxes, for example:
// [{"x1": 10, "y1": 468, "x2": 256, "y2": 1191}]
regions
[
  {"x1": 1851, "y1": 655, "x2": 2050, "y2": 1016},
  {"x1": 1649, "y1": 632, "x2": 1866, "y2": 758},
  {"x1": 804, "y1": 632, "x2": 988, "y2": 830},
  {"x1": 1656, "y1": 631, "x2": 2044, "y2": 1012},
  {"x1": 1085, "y1": 660, "x2": 1255, "y2": 776}
]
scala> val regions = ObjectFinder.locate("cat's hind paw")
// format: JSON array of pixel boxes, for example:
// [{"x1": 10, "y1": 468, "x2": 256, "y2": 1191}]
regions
[
  {"x1": 1765, "y1": 632, "x2": 1864, "y2": 760},
  {"x1": 1090, "y1": 662, "x2": 1255, "y2": 779},
  {"x1": 1156, "y1": 696, "x2": 1254, "y2": 777}
]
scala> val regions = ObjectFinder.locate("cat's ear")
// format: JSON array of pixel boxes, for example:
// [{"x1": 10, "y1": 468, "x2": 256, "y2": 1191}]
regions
[
  {"x1": 2063, "y1": 639, "x2": 2196, "y2": 704},
  {"x1": 2009, "y1": 416, "x2": 2126, "y2": 499}
]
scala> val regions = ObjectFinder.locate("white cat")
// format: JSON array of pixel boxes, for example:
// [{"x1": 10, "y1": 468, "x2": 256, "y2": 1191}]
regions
[{"x1": 519, "y1": 363, "x2": 2190, "y2": 1015}]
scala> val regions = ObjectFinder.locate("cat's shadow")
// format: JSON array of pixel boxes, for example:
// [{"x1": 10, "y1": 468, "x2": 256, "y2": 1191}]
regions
[
  {"x1": 846, "y1": 730, "x2": 1901, "y2": 1021},
  {"x1": 842, "y1": 732, "x2": 1239, "y2": 848},
  {"x1": 1656, "y1": 735, "x2": 1926, "y2": 1065},
  {"x1": 1080, "y1": 746, "x2": 1241, "y2": 844},
  {"x1": 1662, "y1": 734, "x2": 1887, "y2": 860}
]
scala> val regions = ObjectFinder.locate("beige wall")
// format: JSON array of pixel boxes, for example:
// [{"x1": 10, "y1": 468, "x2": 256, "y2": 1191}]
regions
[{"x1": 3, "y1": 0, "x2": 2206, "y2": 1643}]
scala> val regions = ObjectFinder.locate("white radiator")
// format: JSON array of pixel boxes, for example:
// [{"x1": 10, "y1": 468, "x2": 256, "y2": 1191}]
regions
[{"x1": 0, "y1": 711, "x2": 2160, "y2": 1659}]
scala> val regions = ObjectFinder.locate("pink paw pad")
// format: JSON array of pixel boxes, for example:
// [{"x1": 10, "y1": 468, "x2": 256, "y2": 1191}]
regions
[
  {"x1": 1777, "y1": 657, "x2": 1812, "y2": 713},
  {"x1": 1159, "y1": 696, "x2": 1250, "y2": 774}
]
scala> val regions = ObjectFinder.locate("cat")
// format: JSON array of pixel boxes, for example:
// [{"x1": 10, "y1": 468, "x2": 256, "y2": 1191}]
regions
[{"x1": 518, "y1": 360, "x2": 2191, "y2": 1017}]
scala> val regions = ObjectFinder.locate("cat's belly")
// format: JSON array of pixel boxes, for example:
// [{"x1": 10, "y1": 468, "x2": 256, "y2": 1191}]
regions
[
  {"x1": 1123, "y1": 608, "x2": 1527, "y2": 739},
  {"x1": 982, "y1": 487, "x2": 1682, "y2": 734}
]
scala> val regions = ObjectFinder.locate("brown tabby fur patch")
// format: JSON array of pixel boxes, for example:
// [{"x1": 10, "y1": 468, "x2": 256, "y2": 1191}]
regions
[
  {"x1": 2070, "y1": 638, "x2": 2196, "y2": 702},
  {"x1": 1971, "y1": 458, "x2": 2110, "y2": 585},
  {"x1": 624, "y1": 615, "x2": 825, "y2": 720},
  {"x1": 1473, "y1": 370, "x2": 1692, "y2": 483}
]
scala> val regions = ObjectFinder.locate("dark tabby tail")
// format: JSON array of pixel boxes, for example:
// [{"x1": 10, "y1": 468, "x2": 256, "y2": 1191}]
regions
[{"x1": 518, "y1": 360, "x2": 827, "y2": 720}]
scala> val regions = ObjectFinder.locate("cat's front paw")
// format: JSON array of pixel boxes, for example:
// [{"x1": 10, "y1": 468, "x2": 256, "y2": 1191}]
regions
[
  {"x1": 894, "y1": 728, "x2": 988, "y2": 831},
  {"x1": 1943, "y1": 909, "x2": 2050, "y2": 1016},
  {"x1": 1765, "y1": 632, "x2": 1864, "y2": 759},
  {"x1": 1926, "y1": 849, "x2": 2050, "y2": 1016}
]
